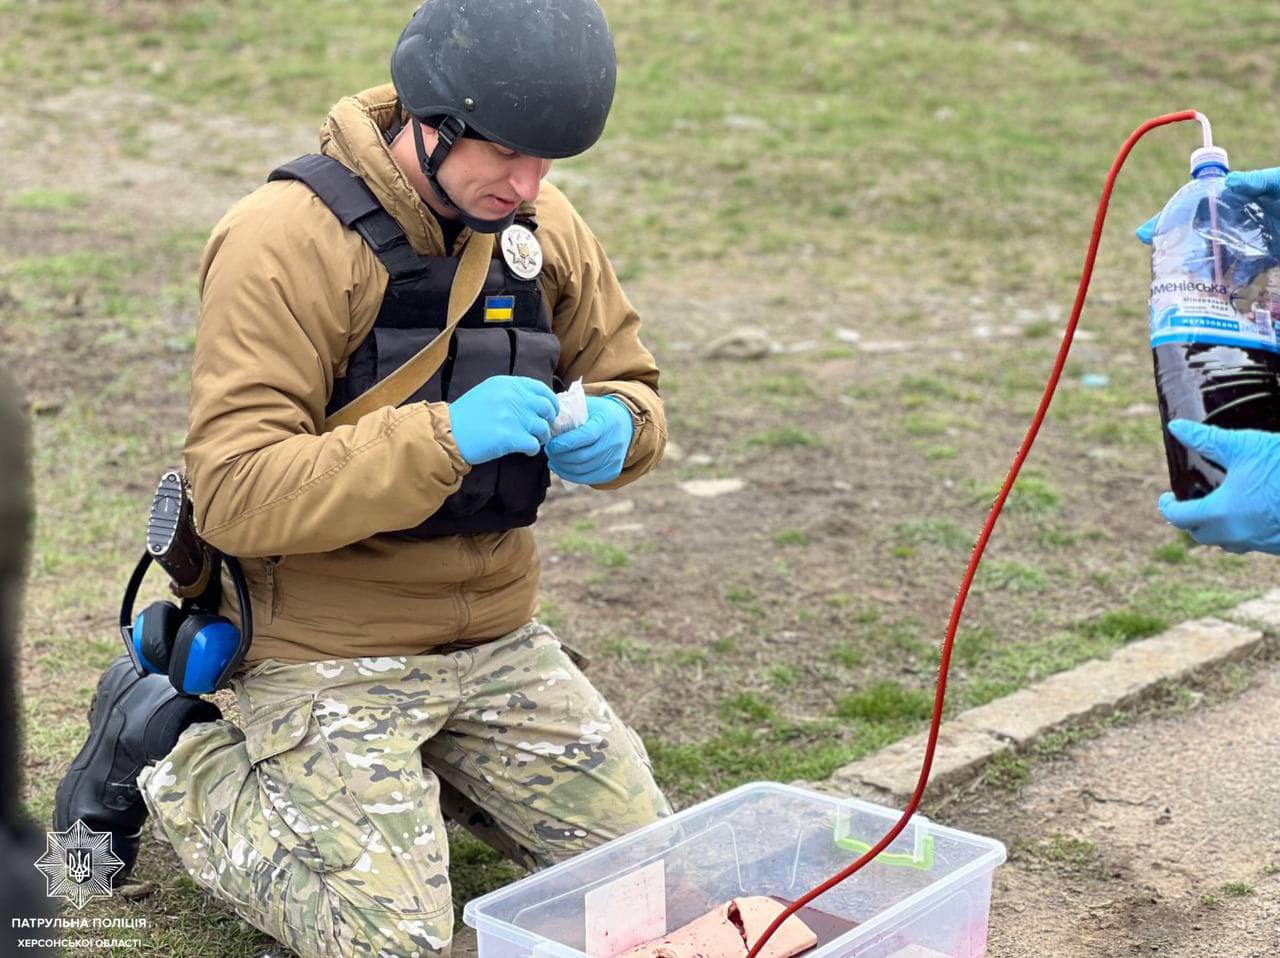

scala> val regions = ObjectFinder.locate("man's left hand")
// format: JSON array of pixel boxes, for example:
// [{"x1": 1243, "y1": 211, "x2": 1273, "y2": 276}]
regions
[
  {"x1": 1158, "y1": 419, "x2": 1280, "y2": 554},
  {"x1": 546, "y1": 396, "x2": 633, "y2": 484}
]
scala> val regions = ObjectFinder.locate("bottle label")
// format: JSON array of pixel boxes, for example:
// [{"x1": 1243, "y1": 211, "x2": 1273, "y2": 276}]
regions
[{"x1": 1149, "y1": 273, "x2": 1280, "y2": 353}]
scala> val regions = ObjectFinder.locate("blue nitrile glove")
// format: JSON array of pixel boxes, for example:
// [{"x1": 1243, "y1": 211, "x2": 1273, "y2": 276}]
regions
[
  {"x1": 1135, "y1": 166, "x2": 1280, "y2": 245},
  {"x1": 1158, "y1": 419, "x2": 1280, "y2": 554},
  {"x1": 447, "y1": 375, "x2": 559, "y2": 466},
  {"x1": 545, "y1": 395, "x2": 634, "y2": 484},
  {"x1": 1134, "y1": 214, "x2": 1160, "y2": 246},
  {"x1": 1225, "y1": 166, "x2": 1280, "y2": 210}
]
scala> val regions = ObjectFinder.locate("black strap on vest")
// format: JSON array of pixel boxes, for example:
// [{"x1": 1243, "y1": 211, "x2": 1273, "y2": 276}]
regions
[
  {"x1": 266, "y1": 153, "x2": 559, "y2": 540},
  {"x1": 269, "y1": 154, "x2": 428, "y2": 281}
]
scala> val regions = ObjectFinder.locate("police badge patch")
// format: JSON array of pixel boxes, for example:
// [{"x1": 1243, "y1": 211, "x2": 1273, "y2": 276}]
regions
[
  {"x1": 34, "y1": 819, "x2": 126, "y2": 909},
  {"x1": 500, "y1": 223, "x2": 543, "y2": 280}
]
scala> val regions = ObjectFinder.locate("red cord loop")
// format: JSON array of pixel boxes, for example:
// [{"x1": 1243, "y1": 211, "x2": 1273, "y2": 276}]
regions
[{"x1": 744, "y1": 110, "x2": 1200, "y2": 958}]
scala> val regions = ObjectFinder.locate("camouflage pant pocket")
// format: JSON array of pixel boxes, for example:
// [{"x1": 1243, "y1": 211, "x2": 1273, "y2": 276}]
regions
[{"x1": 243, "y1": 694, "x2": 376, "y2": 874}]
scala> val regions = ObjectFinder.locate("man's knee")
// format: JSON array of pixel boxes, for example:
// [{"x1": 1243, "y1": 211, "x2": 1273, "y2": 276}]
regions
[
  {"x1": 139, "y1": 718, "x2": 249, "y2": 833},
  {"x1": 523, "y1": 737, "x2": 670, "y2": 867}
]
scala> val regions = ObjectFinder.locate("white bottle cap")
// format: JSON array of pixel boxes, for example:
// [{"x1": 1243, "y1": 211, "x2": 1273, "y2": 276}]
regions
[{"x1": 1190, "y1": 145, "x2": 1229, "y2": 173}]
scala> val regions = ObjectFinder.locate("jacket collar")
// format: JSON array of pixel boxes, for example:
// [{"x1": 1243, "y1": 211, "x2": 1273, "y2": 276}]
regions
[{"x1": 319, "y1": 84, "x2": 537, "y2": 256}]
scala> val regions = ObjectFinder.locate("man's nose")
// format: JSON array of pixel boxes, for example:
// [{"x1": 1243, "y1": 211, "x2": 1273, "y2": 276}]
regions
[{"x1": 510, "y1": 156, "x2": 551, "y2": 202}]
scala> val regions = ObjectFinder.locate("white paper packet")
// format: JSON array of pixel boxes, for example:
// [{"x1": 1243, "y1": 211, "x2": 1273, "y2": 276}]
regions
[{"x1": 551, "y1": 378, "x2": 589, "y2": 438}]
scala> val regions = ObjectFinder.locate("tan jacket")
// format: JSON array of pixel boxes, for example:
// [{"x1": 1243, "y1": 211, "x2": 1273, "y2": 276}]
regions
[{"x1": 184, "y1": 85, "x2": 665, "y2": 663}]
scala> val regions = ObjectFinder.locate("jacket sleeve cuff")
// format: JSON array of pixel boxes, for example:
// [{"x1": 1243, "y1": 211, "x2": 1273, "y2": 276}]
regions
[{"x1": 425, "y1": 401, "x2": 472, "y2": 477}]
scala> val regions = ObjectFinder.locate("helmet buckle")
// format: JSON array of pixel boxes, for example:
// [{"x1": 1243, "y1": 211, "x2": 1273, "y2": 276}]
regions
[{"x1": 435, "y1": 115, "x2": 466, "y2": 150}]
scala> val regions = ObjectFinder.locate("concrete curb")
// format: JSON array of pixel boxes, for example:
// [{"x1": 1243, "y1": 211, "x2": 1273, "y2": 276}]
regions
[
  {"x1": 455, "y1": 596, "x2": 1280, "y2": 958},
  {"x1": 804, "y1": 589, "x2": 1280, "y2": 803}
]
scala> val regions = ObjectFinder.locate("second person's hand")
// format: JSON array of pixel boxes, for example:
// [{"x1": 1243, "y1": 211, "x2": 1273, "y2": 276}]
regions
[
  {"x1": 1135, "y1": 165, "x2": 1280, "y2": 245},
  {"x1": 447, "y1": 376, "x2": 559, "y2": 465},
  {"x1": 1158, "y1": 419, "x2": 1280, "y2": 554}
]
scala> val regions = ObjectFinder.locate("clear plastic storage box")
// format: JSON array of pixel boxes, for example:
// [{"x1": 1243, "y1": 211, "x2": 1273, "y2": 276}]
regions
[{"x1": 464, "y1": 782, "x2": 1007, "y2": 958}]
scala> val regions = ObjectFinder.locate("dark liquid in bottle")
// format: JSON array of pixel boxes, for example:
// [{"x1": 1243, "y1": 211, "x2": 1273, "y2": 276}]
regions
[{"x1": 1153, "y1": 341, "x2": 1280, "y2": 500}]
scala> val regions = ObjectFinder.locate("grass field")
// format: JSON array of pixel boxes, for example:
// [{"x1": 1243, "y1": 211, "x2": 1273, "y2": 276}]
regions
[{"x1": 4, "y1": 1, "x2": 1280, "y2": 954}]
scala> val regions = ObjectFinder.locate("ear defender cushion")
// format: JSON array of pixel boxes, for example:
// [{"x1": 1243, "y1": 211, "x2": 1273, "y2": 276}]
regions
[
  {"x1": 169, "y1": 614, "x2": 241, "y2": 696},
  {"x1": 133, "y1": 601, "x2": 182, "y2": 675}
]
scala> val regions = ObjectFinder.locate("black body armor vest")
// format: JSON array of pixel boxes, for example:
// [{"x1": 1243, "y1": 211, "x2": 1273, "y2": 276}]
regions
[{"x1": 268, "y1": 154, "x2": 560, "y2": 538}]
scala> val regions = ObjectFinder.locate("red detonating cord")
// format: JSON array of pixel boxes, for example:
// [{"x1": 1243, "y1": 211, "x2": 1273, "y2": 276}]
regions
[{"x1": 745, "y1": 110, "x2": 1201, "y2": 958}]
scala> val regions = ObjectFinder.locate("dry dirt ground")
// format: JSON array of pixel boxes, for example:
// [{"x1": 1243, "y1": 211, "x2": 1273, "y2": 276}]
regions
[
  {"x1": 7, "y1": 86, "x2": 1275, "y2": 767},
  {"x1": 944, "y1": 659, "x2": 1280, "y2": 958},
  {"x1": 6, "y1": 82, "x2": 1279, "y2": 956}
]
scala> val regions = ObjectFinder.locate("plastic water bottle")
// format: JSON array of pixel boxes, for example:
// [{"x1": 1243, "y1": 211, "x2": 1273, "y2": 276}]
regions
[{"x1": 1150, "y1": 145, "x2": 1280, "y2": 500}]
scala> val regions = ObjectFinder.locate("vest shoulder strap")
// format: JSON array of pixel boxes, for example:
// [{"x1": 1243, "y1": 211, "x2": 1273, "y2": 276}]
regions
[{"x1": 268, "y1": 154, "x2": 425, "y2": 281}]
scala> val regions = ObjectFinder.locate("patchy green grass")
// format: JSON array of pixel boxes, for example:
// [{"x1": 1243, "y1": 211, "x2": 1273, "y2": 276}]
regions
[
  {"x1": 773, "y1": 528, "x2": 810, "y2": 547},
  {"x1": 1081, "y1": 609, "x2": 1169, "y2": 642},
  {"x1": 835, "y1": 681, "x2": 933, "y2": 725},
  {"x1": 670, "y1": 647, "x2": 709, "y2": 668},
  {"x1": 725, "y1": 585, "x2": 766, "y2": 619},
  {"x1": 978, "y1": 560, "x2": 1049, "y2": 594},
  {"x1": 447, "y1": 826, "x2": 525, "y2": 910},
  {"x1": 1038, "y1": 834, "x2": 1098, "y2": 867},
  {"x1": 768, "y1": 663, "x2": 799, "y2": 687},
  {"x1": 557, "y1": 521, "x2": 631, "y2": 568},
  {"x1": 983, "y1": 751, "x2": 1030, "y2": 793},
  {"x1": 9, "y1": 188, "x2": 90, "y2": 211},
  {"x1": 1030, "y1": 724, "x2": 1102, "y2": 760},
  {"x1": 894, "y1": 518, "x2": 970, "y2": 550},
  {"x1": 8, "y1": 1, "x2": 1280, "y2": 951},
  {"x1": 741, "y1": 426, "x2": 824, "y2": 449},
  {"x1": 1221, "y1": 881, "x2": 1255, "y2": 898},
  {"x1": 57, "y1": 864, "x2": 277, "y2": 958},
  {"x1": 1011, "y1": 833, "x2": 1099, "y2": 871},
  {"x1": 830, "y1": 642, "x2": 863, "y2": 669},
  {"x1": 756, "y1": 373, "x2": 817, "y2": 403},
  {"x1": 601, "y1": 635, "x2": 653, "y2": 665},
  {"x1": 899, "y1": 375, "x2": 968, "y2": 403},
  {"x1": 1153, "y1": 541, "x2": 1190, "y2": 563},
  {"x1": 973, "y1": 471, "x2": 1062, "y2": 515},
  {"x1": 922, "y1": 443, "x2": 958, "y2": 461},
  {"x1": 536, "y1": 597, "x2": 565, "y2": 631},
  {"x1": 648, "y1": 691, "x2": 906, "y2": 803}
]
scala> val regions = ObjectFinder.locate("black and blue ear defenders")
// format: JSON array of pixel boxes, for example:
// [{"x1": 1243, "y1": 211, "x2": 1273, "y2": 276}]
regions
[{"x1": 118, "y1": 549, "x2": 253, "y2": 696}]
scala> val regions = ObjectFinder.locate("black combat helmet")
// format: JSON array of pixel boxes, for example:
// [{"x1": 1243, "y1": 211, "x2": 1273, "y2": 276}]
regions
[
  {"x1": 391, "y1": 0, "x2": 617, "y2": 232},
  {"x1": 392, "y1": 0, "x2": 617, "y2": 159}
]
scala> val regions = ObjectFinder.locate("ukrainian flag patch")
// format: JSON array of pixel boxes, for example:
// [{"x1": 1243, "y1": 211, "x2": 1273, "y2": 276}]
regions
[{"x1": 484, "y1": 295, "x2": 515, "y2": 323}]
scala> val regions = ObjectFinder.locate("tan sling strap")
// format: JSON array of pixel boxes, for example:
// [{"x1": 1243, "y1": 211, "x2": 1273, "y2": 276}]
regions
[{"x1": 322, "y1": 230, "x2": 496, "y2": 431}]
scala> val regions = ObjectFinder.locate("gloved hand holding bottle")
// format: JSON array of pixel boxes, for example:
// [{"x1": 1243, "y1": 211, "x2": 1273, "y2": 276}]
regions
[
  {"x1": 1135, "y1": 165, "x2": 1280, "y2": 244},
  {"x1": 448, "y1": 375, "x2": 559, "y2": 465},
  {"x1": 546, "y1": 395, "x2": 633, "y2": 484},
  {"x1": 1222, "y1": 166, "x2": 1280, "y2": 213},
  {"x1": 1159, "y1": 419, "x2": 1280, "y2": 554}
]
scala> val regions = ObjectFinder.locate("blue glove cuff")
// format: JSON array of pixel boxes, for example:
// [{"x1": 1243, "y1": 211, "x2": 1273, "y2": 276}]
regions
[{"x1": 601, "y1": 394, "x2": 633, "y2": 422}]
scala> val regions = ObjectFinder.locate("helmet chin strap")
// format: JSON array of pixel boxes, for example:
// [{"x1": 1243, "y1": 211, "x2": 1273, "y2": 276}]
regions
[{"x1": 413, "y1": 117, "x2": 516, "y2": 235}]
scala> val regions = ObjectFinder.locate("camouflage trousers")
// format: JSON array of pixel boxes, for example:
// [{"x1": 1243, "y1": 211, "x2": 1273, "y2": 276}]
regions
[{"x1": 138, "y1": 622, "x2": 671, "y2": 958}]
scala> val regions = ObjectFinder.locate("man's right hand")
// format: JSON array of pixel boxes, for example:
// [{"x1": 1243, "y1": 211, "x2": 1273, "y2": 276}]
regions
[{"x1": 447, "y1": 376, "x2": 559, "y2": 465}]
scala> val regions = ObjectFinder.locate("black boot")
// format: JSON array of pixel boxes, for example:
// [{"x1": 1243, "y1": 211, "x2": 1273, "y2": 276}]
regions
[{"x1": 54, "y1": 655, "x2": 221, "y2": 878}]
